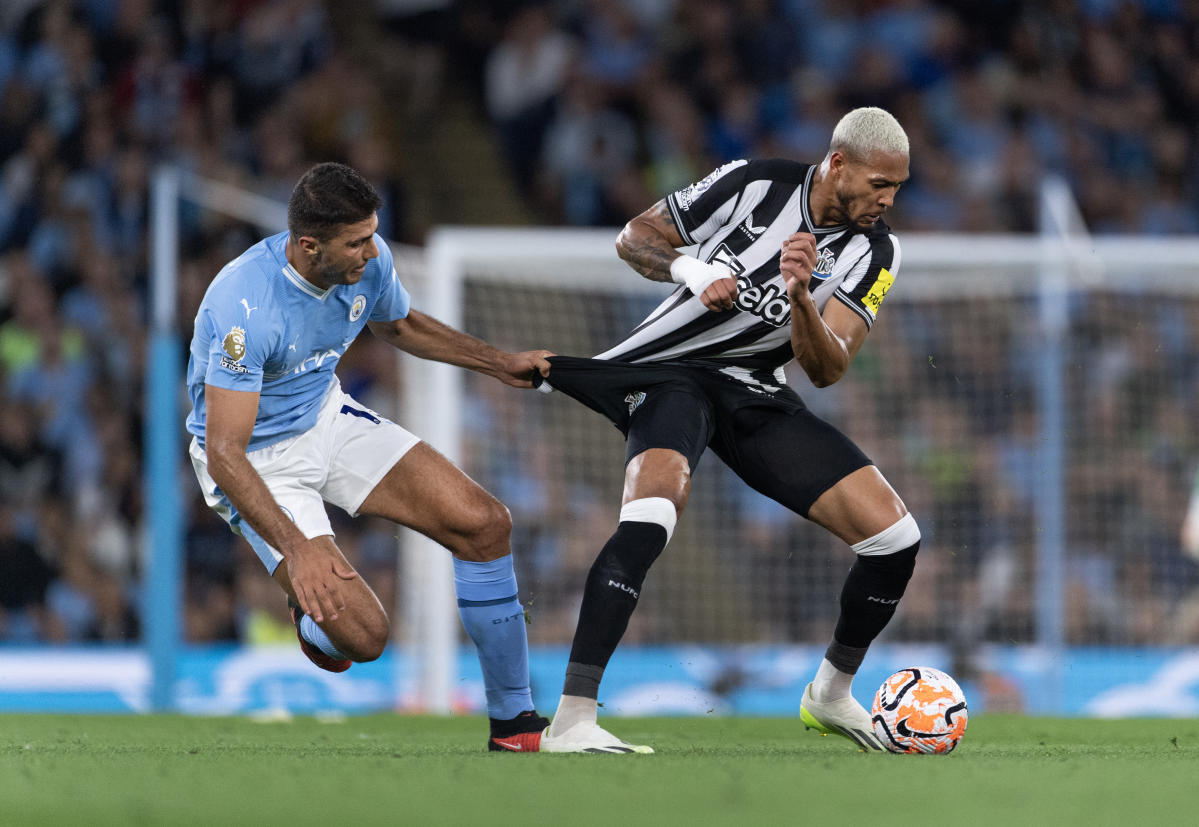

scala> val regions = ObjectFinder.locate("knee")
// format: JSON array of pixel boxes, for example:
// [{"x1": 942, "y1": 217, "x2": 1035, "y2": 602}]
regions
[
  {"x1": 626, "y1": 449, "x2": 691, "y2": 497},
  {"x1": 347, "y1": 612, "x2": 390, "y2": 663},
  {"x1": 849, "y1": 513, "x2": 920, "y2": 590},
  {"x1": 619, "y1": 496, "x2": 679, "y2": 544},
  {"x1": 452, "y1": 495, "x2": 512, "y2": 562},
  {"x1": 852, "y1": 512, "x2": 921, "y2": 558}
]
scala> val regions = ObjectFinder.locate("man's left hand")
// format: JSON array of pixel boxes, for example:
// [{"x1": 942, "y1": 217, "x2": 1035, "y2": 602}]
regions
[
  {"x1": 781, "y1": 232, "x2": 818, "y2": 302},
  {"x1": 497, "y1": 350, "x2": 555, "y2": 387}
]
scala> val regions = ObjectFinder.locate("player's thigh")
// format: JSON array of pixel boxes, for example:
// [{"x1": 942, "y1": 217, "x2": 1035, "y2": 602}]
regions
[
  {"x1": 622, "y1": 385, "x2": 714, "y2": 507},
  {"x1": 806, "y1": 465, "x2": 908, "y2": 545},
  {"x1": 270, "y1": 535, "x2": 375, "y2": 603},
  {"x1": 191, "y1": 436, "x2": 334, "y2": 574},
  {"x1": 355, "y1": 441, "x2": 510, "y2": 552},
  {"x1": 623, "y1": 448, "x2": 692, "y2": 506},
  {"x1": 319, "y1": 395, "x2": 506, "y2": 554},
  {"x1": 193, "y1": 435, "x2": 386, "y2": 641},
  {"x1": 716, "y1": 405, "x2": 900, "y2": 541},
  {"x1": 271, "y1": 536, "x2": 388, "y2": 643},
  {"x1": 320, "y1": 395, "x2": 421, "y2": 519}
]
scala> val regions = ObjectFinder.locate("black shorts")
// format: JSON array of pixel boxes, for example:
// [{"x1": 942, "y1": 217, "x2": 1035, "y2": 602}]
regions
[{"x1": 540, "y1": 355, "x2": 872, "y2": 516}]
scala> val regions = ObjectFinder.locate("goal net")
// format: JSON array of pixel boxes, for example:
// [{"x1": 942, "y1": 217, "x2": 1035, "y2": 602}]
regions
[
  {"x1": 419, "y1": 226, "x2": 1199, "y2": 667},
  {"x1": 152, "y1": 169, "x2": 1199, "y2": 714}
]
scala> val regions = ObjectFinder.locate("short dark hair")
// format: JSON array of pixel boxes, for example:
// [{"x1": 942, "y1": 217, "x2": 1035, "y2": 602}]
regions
[{"x1": 287, "y1": 162, "x2": 383, "y2": 241}]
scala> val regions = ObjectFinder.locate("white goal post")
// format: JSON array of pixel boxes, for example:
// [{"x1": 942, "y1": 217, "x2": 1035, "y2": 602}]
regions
[
  {"x1": 418, "y1": 200, "x2": 1199, "y2": 714},
  {"x1": 152, "y1": 170, "x2": 1199, "y2": 715}
]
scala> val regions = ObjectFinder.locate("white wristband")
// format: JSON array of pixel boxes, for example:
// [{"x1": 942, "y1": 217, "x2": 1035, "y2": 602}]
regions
[{"x1": 670, "y1": 255, "x2": 732, "y2": 297}]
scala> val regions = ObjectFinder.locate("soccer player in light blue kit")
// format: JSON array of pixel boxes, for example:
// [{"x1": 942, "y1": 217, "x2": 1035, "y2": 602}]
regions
[{"x1": 187, "y1": 162, "x2": 553, "y2": 751}]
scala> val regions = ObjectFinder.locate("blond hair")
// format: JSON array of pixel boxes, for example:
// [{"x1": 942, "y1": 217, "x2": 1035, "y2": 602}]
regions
[{"x1": 829, "y1": 107, "x2": 909, "y2": 160}]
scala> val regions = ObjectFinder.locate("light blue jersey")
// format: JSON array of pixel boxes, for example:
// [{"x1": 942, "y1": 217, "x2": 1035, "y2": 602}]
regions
[{"x1": 186, "y1": 231, "x2": 410, "y2": 451}]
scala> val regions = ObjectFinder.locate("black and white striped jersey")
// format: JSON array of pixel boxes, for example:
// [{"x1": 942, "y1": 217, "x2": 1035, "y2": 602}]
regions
[{"x1": 597, "y1": 159, "x2": 901, "y2": 390}]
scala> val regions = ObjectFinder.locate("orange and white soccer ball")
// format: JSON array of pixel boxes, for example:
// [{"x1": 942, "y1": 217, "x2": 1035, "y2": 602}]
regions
[{"x1": 871, "y1": 666, "x2": 968, "y2": 754}]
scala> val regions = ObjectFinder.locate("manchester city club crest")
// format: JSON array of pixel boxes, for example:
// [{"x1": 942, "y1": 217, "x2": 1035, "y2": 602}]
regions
[{"x1": 349, "y1": 294, "x2": 366, "y2": 321}]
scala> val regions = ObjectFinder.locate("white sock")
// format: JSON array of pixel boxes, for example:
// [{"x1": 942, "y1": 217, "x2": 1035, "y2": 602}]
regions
[
  {"x1": 547, "y1": 694, "x2": 596, "y2": 737},
  {"x1": 811, "y1": 657, "x2": 854, "y2": 703}
]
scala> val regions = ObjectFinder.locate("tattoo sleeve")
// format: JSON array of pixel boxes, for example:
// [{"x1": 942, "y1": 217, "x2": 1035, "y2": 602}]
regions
[{"x1": 617, "y1": 201, "x2": 683, "y2": 283}]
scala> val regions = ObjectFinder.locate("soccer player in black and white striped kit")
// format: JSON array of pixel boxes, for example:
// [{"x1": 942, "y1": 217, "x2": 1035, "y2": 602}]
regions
[{"x1": 538, "y1": 107, "x2": 915, "y2": 753}]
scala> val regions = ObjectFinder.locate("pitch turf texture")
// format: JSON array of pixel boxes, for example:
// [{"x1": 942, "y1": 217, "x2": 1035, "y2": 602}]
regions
[{"x1": 3, "y1": 715, "x2": 1195, "y2": 826}]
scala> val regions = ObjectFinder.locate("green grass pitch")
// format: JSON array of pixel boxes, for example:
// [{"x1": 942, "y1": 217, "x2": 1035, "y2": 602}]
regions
[{"x1": 3, "y1": 714, "x2": 1197, "y2": 826}]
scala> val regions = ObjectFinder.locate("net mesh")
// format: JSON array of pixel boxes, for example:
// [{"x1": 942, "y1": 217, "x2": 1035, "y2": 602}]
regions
[{"x1": 436, "y1": 237, "x2": 1199, "y2": 649}]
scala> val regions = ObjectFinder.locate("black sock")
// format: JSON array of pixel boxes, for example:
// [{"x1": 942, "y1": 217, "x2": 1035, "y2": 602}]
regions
[
  {"x1": 832, "y1": 541, "x2": 919, "y2": 649},
  {"x1": 489, "y1": 710, "x2": 547, "y2": 736},
  {"x1": 562, "y1": 520, "x2": 668, "y2": 697}
]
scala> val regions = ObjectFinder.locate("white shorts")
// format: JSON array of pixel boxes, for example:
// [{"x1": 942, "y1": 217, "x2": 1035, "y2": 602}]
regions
[{"x1": 190, "y1": 380, "x2": 420, "y2": 574}]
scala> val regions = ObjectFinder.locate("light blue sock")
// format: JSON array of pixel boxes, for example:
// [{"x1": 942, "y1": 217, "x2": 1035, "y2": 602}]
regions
[
  {"x1": 453, "y1": 554, "x2": 533, "y2": 720},
  {"x1": 300, "y1": 614, "x2": 348, "y2": 660}
]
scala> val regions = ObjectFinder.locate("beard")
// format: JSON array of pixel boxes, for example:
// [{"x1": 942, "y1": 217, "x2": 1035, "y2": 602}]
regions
[
  {"x1": 827, "y1": 185, "x2": 854, "y2": 226},
  {"x1": 310, "y1": 251, "x2": 354, "y2": 286},
  {"x1": 835, "y1": 186, "x2": 878, "y2": 227}
]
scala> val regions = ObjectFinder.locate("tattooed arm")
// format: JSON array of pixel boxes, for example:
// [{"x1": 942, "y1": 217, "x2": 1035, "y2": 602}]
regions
[
  {"x1": 614, "y1": 200, "x2": 686, "y2": 282},
  {"x1": 615, "y1": 199, "x2": 737, "y2": 311}
]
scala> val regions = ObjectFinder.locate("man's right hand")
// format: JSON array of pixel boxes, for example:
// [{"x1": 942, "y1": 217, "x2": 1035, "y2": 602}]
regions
[
  {"x1": 285, "y1": 538, "x2": 360, "y2": 623},
  {"x1": 670, "y1": 256, "x2": 738, "y2": 311}
]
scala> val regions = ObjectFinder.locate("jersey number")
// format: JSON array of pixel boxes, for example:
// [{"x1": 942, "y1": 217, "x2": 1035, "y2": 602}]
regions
[{"x1": 340, "y1": 404, "x2": 381, "y2": 424}]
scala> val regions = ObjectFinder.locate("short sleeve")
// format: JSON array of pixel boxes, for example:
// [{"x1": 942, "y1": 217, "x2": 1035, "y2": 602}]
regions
[
  {"x1": 368, "y1": 236, "x2": 411, "y2": 321},
  {"x1": 200, "y1": 301, "x2": 273, "y2": 392},
  {"x1": 835, "y1": 232, "x2": 901, "y2": 328},
  {"x1": 665, "y1": 160, "x2": 749, "y2": 246}
]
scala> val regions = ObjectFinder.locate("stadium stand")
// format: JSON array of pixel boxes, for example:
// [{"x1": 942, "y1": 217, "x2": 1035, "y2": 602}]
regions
[{"x1": 1, "y1": 0, "x2": 1198, "y2": 650}]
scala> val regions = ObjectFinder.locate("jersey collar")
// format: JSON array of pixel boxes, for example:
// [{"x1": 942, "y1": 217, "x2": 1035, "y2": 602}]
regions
[
  {"x1": 802, "y1": 166, "x2": 848, "y2": 235},
  {"x1": 281, "y1": 262, "x2": 335, "y2": 300}
]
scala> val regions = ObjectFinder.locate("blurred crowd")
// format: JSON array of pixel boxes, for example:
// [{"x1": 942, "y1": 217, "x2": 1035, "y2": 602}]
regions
[
  {"x1": 468, "y1": 0, "x2": 1199, "y2": 233},
  {"x1": 0, "y1": 0, "x2": 406, "y2": 645},
  {"x1": 457, "y1": 275, "x2": 1199, "y2": 662},
  {"x1": 2, "y1": 0, "x2": 1199, "y2": 651}
]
